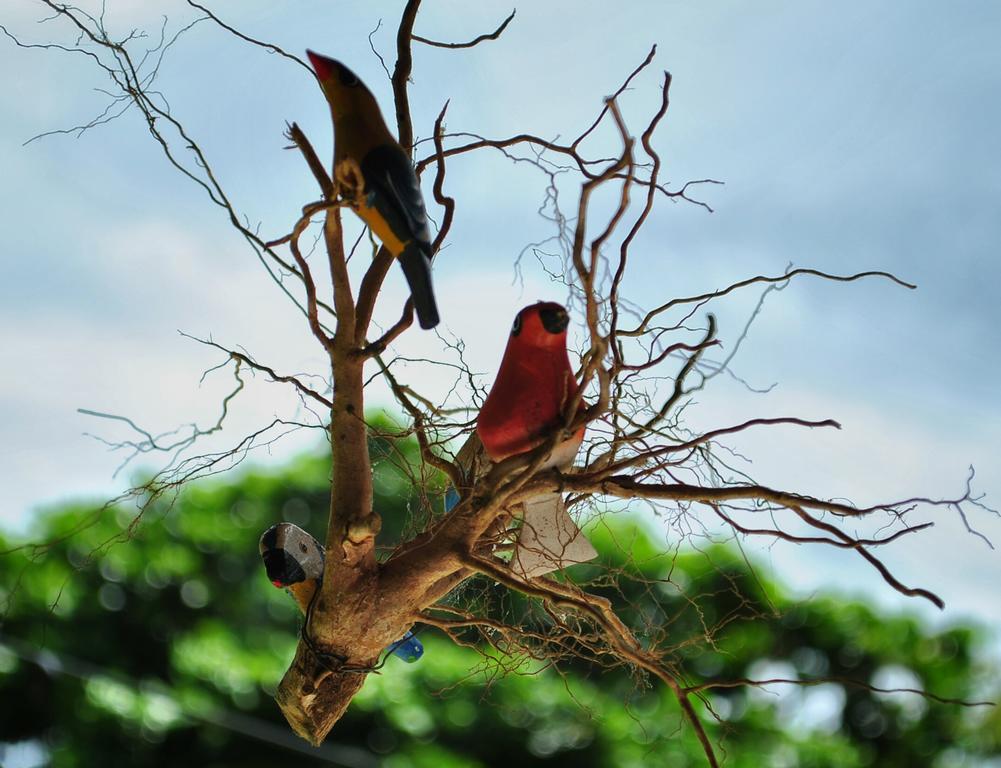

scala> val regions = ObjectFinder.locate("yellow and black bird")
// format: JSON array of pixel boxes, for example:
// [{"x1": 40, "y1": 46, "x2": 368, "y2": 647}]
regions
[{"x1": 306, "y1": 50, "x2": 440, "y2": 330}]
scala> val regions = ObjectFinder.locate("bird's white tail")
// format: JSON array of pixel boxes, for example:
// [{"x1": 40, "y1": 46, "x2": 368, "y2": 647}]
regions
[{"x1": 512, "y1": 494, "x2": 597, "y2": 578}]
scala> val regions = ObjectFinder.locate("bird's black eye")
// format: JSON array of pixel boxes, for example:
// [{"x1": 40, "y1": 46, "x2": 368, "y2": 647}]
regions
[
  {"x1": 299, "y1": 541, "x2": 308, "y2": 554},
  {"x1": 511, "y1": 314, "x2": 522, "y2": 337},
  {"x1": 337, "y1": 64, "x2": 360, "y2": 87},
  {"x1": 539, "y1": 305, "x2": 569, "y2": 334}
]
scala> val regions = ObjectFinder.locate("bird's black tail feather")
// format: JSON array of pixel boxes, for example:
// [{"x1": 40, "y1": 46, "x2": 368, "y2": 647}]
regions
[{"x1": 398, "y1": 244, "x2": 440, "y2": 329}]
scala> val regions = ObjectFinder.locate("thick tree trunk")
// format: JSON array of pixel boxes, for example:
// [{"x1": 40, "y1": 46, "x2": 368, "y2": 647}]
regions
[
  {"x1": 274, "y1": 351, "x2": 386, "y2": 741},
  {"x1": 274, "y1": 236, "x2": 389, "y2": 737},
  {"x1": 321, "y1": 355, "x2": 377, "y2": 574},
  {"x1": 276, "y1": 644, "x2": 370, "y2": 746}
]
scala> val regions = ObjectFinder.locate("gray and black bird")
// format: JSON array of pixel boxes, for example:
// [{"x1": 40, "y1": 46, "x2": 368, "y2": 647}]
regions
[
  {"x1": 259, "y1": 522, "x2": 424, "y2": 663},
  {"x1": 259, "y1": 522, "x2": 325, "y2": 612}
]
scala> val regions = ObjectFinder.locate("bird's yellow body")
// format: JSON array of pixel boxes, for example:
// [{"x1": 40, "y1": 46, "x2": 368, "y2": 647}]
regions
[
  {"x1": 287, "y1": 577, "x2": 320, "y2": 615},
  {"x1": 335, "y1": 156, "x2": 407, "y2": 257},
  {"x1": 355, "y1": 199, "x2": 406, "y2": 256}
]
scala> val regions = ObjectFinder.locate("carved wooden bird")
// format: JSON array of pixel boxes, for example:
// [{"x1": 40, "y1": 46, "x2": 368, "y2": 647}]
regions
[
  {"x1": 259, "y1": 521, "x2": 324, "y2": 612},
  {"x1": 475, "y1": 302, "x2": 597, "y2": 577},
  {"x1": 259, "y1": 522, "x2": 423, "y2": 662},
  {"x1": 306, "y1": 50, "x2": 440, "y2": 329}
]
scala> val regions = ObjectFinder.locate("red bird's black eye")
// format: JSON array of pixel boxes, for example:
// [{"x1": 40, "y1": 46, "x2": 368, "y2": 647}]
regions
[
  {"x1": 539, "y1": 305, "x2": 569, "y2": 334},
  {"x1": 511, "y1": 314, "x2": 522, "y2": 336}
]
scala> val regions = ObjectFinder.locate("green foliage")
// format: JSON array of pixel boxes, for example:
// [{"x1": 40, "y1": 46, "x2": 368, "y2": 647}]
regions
[{"x1": 0, "y1": 430, "x2": 997, "y2": 767}]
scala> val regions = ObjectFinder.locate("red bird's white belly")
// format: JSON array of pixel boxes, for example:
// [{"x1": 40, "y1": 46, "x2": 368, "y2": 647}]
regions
[{"x1": 540, "y1": 427, "x2": 584, "y2": 470}]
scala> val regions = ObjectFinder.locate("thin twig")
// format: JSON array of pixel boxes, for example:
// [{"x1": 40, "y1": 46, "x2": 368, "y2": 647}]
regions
[{"x1": 413, "y1": 10, "x2": 516, "y2": 49}]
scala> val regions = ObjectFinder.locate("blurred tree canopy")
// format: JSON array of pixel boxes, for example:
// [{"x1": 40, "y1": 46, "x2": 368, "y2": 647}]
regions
[{"x1": 1, "y1": 422, "x2": 998, "y2": 768}]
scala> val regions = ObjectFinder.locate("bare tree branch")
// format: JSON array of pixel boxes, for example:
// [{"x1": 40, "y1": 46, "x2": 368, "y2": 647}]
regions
[
  {"x1": 413, "y1": 10, "x2": 516, "y2": 49},
  {"x1": 184, "y1": 1, "x2": 310, "y2": 70}
]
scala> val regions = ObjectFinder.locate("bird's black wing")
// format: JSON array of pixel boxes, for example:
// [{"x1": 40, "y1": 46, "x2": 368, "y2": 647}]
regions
[
  {"x1": 361, "y1": 144, "x2": 433, "y2": 255},
  {"x1": 362, "y1": 144, "x2": 440, "y2": 328}
]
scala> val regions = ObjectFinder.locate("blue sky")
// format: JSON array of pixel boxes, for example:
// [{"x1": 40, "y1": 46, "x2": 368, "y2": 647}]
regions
[{"x1": 1, "y1": 0, "x2": 999, "y2": 641}]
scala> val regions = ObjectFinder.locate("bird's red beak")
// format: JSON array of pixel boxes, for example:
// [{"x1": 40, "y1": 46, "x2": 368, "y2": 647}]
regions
[
  {"x1": 306, "y1": 49, "x2": 334, "y2": 81},
  {"x1": 271, "y1": 579, "x2": 284, "y2": 588}
]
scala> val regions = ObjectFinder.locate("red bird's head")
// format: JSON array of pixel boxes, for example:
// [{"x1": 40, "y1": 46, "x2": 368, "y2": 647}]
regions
[{"x1": 509, "y1": 302, "x2": 570, "y2": 349}]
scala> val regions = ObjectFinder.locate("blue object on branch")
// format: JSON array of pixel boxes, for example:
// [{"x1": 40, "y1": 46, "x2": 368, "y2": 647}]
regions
[{"x1": 386, "y1": 630, "x2": 424, "y2": 663}]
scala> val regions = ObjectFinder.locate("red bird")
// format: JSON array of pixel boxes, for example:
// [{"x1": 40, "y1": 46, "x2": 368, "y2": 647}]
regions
[
  {"x1": 477, "y1": 302, "x2": 583, "y2": 463},
  {"x1": 476, "y1": 302, "x2": 597, "y2": 577}
]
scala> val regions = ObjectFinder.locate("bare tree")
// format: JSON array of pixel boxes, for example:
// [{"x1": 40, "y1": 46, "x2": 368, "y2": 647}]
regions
[{"x1": 3, "y1": 3, "x2": 993, "y2": 766}]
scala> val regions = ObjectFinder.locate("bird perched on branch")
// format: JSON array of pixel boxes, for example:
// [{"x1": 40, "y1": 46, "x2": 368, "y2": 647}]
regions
[
  {"x1": 473, "y1": 302, "x2": 597, "y2": 577},
  {"x1": 306, "y1": 49, "x2": 440, "y2": 330},
  {"x1": 260, "y1": 521, "x2": 325, "y2": 612},
  {"x1": 259, "y1": 522, "x2": 423, "y2": 663}
]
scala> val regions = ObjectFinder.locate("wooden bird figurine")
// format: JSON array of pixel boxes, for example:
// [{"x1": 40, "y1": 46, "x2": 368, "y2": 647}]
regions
[
  {"x1": 259, "y1": 523, "x2": 423, "y2": 662},
  {"x1": 475, "y1": 302, "x2": 597, "y2": 577},
  {"x1": 306, "y1": 50, "x2": 440, "y2": 329}
]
